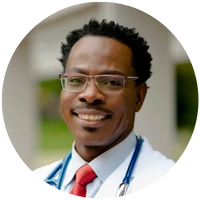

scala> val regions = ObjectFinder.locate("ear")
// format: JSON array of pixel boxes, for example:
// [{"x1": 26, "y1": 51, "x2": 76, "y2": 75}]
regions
[{"x1": 135, "y1": 83, "x2": 147, "y2": 112}]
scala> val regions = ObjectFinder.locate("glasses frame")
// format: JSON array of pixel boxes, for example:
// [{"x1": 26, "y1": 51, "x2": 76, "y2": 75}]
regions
[{"x1": 59, "y1": 73, "x2": 139, "y2": 93}]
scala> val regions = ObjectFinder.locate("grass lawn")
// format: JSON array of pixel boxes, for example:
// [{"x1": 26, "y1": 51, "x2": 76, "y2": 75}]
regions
[{"x1": 39, "y1": 117, "x2": 74, "y2": 151}]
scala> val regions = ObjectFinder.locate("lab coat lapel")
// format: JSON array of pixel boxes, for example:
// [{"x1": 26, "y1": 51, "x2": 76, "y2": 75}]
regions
[
  {"x1": 126, "y1": 138, "x2": 155, "y2": 194},
  {"x1": 94, "y1": 138, "x2": 155, "y2": 198}
]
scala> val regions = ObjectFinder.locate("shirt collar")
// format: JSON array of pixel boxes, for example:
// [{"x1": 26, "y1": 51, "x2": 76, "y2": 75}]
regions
[
  {"x1": 63, "y1": 131, "x2": 136, "y2": 187},
  {"x1": 90, "y1": 132, "x2": 136, "y2": 182}
]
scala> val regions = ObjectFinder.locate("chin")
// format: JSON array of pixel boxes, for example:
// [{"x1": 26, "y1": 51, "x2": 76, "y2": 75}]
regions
[{"x1": 83, "y1": 127, "x2": 98, "y2": 133}]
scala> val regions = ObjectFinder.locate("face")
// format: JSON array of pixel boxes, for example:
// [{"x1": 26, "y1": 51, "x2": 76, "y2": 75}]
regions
[{"x1": 60, "y1": 36, "x2": 147, "y2": 151}]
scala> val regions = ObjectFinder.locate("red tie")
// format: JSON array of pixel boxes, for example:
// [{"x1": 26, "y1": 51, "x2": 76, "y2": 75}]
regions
[{"x1": 70, "y1": 164, "x2": 97, "y2": 197}]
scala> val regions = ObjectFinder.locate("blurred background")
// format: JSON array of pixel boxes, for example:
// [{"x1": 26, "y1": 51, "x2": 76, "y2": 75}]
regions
[{"x1": 2, "y1": 2, "x2": 198, "y2": 170}]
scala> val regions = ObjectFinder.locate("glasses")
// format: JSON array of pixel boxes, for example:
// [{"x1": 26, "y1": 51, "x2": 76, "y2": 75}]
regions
[{"x1": 59, "y1": 73, "x2": 139, "y2": 93}]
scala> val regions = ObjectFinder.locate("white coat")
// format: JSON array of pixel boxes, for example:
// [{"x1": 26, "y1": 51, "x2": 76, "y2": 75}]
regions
[{"x1": 34, "y1": 138, "x2": 175, "y2": 198}]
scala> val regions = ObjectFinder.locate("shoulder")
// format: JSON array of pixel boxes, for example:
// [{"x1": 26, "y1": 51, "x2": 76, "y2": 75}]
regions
[
  {"x1": 141, "y1": 138, "x2": 175, "y2": 169},
  {"x1": 137, "y1": 137, "x2": 175, "y2": 175}
]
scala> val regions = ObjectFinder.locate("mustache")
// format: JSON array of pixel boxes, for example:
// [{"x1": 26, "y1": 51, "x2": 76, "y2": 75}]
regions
[{"x1": 71, "y1": 103, "x2": 114, "y2": 115}]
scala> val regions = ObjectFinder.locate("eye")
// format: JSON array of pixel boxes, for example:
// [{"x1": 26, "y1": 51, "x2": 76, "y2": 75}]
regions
[
  {"x1": 106, "y1": 80, "x2": 121, "y2": 86},
  {"x1": 68, "y1": 76, "x2": 85, "y2": 84},
  {"x1": 101, "y1": 78, "x2": 123, "y2": 87}
]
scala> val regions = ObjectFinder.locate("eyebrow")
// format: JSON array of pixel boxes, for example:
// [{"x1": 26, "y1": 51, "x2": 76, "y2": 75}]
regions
[
  {"x1": 66, "y1": 67, "x2": 87, "y2": 74},
  {"x1": 66, "y1": 67, "x2": 127, "y2": 76}
]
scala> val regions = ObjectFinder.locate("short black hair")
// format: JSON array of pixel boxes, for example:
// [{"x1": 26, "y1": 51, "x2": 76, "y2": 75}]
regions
[{"x1": 59, "y1": 19, "x2": 152, "y2": 84}]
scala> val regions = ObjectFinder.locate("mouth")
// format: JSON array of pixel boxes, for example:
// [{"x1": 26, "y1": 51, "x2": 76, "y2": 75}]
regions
[
  {"x1": 72, "y1": 108, "x2": 112, "y2": 128},
  {"x1": 78, "y1": 114, "x2": 108, "y2": 121}
]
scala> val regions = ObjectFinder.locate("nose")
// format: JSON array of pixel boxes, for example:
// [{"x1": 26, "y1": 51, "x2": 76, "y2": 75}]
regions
[{"x1": 78, "y1": 79, "x2": 106, "y2": 104}]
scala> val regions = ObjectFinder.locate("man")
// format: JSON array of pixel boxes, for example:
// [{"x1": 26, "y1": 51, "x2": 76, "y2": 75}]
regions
[{"x1": 34, "y1": 19, "x2": 174, "y2": 198}]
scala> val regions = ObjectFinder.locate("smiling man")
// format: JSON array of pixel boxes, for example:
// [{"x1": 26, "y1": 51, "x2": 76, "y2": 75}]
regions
[{"x1": 34, "y1": 19, "x2": 175, "y2": 198}]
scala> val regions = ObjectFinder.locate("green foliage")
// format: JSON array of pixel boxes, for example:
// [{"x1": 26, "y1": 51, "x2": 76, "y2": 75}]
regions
[
  {"x1": 38, "y1": 78, "x2": 62, "y2": 95},
  {"x1": 176, "y1": 63, "x2": 198, "y2": 132},
  {"x1": 38, "y1": 78, "x2": 74, "y2": 150},
  {"x1": 39, "y1": 117, "x2": 74, "y2": 150}
]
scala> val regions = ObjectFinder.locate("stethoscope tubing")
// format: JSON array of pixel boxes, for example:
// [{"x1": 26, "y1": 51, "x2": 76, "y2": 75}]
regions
[{"x1": 122, "y1": 134, "x2": 143, "y2": 184}]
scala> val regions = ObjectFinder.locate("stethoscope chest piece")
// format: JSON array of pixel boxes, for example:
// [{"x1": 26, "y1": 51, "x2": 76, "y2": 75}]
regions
[{"x1": 116, "y1": 183, "x2": 129, "y2": 197}]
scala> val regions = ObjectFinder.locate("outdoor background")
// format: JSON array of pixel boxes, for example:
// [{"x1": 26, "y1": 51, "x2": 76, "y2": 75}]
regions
[
  {"x1": 37, "y1": 78, "x2": 73, "y2": 165},
  {"x1": 175, "y1": 62, "x2": 200, "y2": 136}
]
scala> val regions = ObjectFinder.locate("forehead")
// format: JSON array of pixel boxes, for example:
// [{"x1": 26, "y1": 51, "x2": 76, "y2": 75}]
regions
[{"x1": 66, "y1": 36, "x2": 134, "y2": 75}]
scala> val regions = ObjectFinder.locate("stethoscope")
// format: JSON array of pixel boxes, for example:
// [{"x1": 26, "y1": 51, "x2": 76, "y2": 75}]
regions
[{"x1": 44, "y1": 134, "x2": 143, "y2": 197}]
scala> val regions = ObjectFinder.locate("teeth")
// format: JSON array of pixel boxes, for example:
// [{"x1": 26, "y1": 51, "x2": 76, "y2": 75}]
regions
[{"x1": 78, "y1": 114, "x2": 106, "y2": 121}]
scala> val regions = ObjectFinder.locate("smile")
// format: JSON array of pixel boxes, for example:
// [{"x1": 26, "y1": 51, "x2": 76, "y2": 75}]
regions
[
  {"x1": 72, "y1": 109, "x2": 112, "y2": 128},
  {"x1": 78, "y1": 114, "x2": 106, "y2": 121}
]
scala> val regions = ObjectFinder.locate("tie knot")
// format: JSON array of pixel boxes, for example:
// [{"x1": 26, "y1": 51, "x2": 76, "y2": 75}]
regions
[{"x1": 76, "y1": 164, "x2": 97, "y2": 186}]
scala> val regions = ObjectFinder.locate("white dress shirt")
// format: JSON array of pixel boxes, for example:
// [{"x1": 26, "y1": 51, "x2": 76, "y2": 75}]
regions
[{"x1": 62, "y1": 132, "x2": 136, "y2": 198}]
